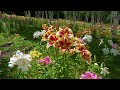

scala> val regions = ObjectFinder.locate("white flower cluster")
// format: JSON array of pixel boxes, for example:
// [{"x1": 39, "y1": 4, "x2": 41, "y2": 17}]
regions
[
  {"x1": 100, "y1": 63, "x2": 109, "y2": 76},
  {"x1": 110, "y1": 48, "x2": 120, "y2": 56},
  {"x1": 102, "y1": 48, "x2": 109, "y2": 55},
  {"x1": 94, "y1": 63, "x2": 109, "y2": 76},
  {"x1": 82, "y1": 34, "x2": 92, "y2": 43},
  {"x1": 33, "y1": 30, "x2": 46, "y2": 38},
  {"x1": 8, "y1": 50, "x2": 31, "y2": 72},
  {"x1": 102, "y1": 47, "x2": 120, "y2": 56},
  {"x1": 102, "y1": 40, "x2": 120, "y2": 56},
  {"x1": 101, "y1": 67, "x2": 109, "y2": 76},
  {"x1": 102, "y1": 48, "x2": 120, "y2": 56}
]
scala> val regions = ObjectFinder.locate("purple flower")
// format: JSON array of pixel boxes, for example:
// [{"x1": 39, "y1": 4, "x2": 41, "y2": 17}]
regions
[
  {"x1": 80, "y1": 74, "x2": 86, "y2": 79},
  {"x1": 44, "y1": 56, "x2": 52, "y2": 65},
  {"x1": 80, "y1": 71, "x2": 102, "y2": 79},
  {"x1": 78, "y1": 37, "x2": 85, "y2": 44},
  {"x1": 112, "y1": 43, "x2": 117, "y2": 48},
  {"x1": 38, "y1": 56, "x2": 52, "y2": 65}
]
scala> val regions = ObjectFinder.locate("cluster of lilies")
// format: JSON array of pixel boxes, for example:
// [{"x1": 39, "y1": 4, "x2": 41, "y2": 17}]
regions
[{"x1": 41, "y1": 24, "x2": 92, "y2": 64}]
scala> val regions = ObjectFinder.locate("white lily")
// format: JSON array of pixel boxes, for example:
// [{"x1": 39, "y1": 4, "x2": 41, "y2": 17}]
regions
[
  {"x1": 8, "y1": 50, "x2": 31, "y2": 72},
  {"x1": 8, "y1": 50, "x2": 23, "y2": 68},
  {"x1": 110, "y1": 48, "x2": 120, "y2": 56},
  {"x1": 101, "y1": 67, "x2": 109, "y2": 76},
  {"x1": 41, "y1": 30, "x2": 46, "y2": 36},
  {"x1": 33, "y1": 31, "x2": 41, "y2": 38},
  {"x1": 82, "y1": 34, "x2": 92, "y2": 43},
  {"x1": 33, "y1": 30, "x2": 46, "y2": 39},
  {"x1": 15, "y1": 54, "x2": 31, "y2": 72},
  {"x1": 102, "y1": 48, "x2": 109, "y2": 55}
]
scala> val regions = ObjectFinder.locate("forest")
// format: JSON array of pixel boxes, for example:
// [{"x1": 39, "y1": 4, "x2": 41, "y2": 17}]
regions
[{"x1": 2, "y1": 11, "x2": 116, "y2": 23}]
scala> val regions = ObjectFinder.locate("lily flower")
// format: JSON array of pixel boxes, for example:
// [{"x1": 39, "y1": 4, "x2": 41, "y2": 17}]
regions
[
  {"x1": 82, "y1": 34, "x2": 92, "y2": 43},
  {"x1": 80, "y1": 71, "x2": 102, "y2": 79},
  {"x1": 8, "y1": 50, "x2": 31, "y2": 72},
  {"x1": 38, "y1": 56, "x2": 52, "y2": 65}
]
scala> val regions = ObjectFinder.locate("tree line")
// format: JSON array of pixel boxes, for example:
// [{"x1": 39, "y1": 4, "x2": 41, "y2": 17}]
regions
[
  {"x1": 1, "y1": 11, "x2": 120, "y2": 28},
  {"x1": 2, "y1": 11, "x2": 119, "y2": 23},
  {"x1": 1, "y1": 11, "x2": 120, "y2": 41}
]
